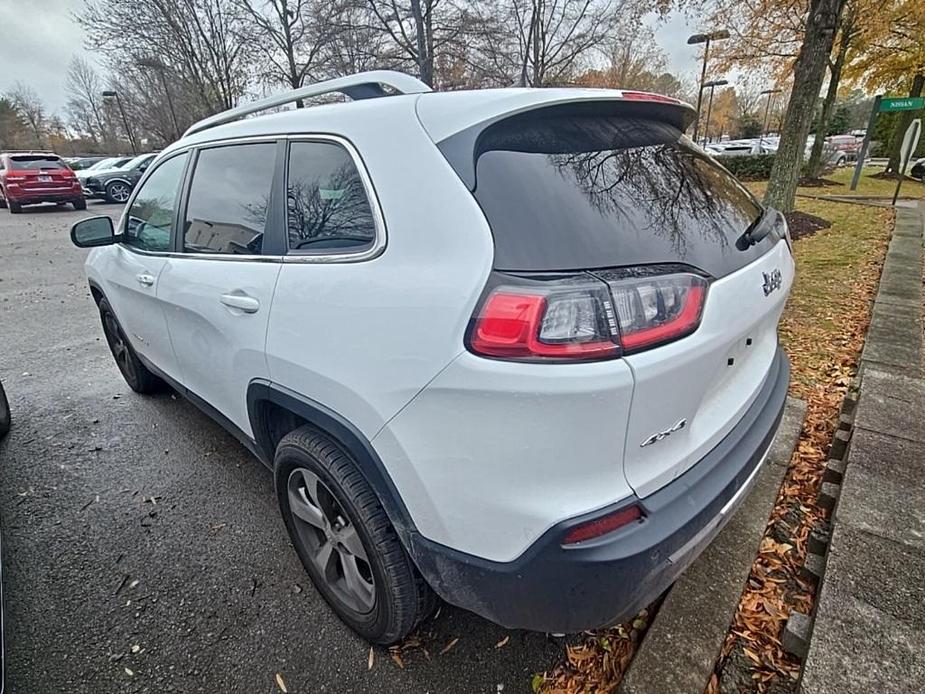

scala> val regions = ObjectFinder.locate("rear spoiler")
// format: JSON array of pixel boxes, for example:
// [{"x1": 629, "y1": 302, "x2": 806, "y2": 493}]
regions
[{"x1": 438, "y1": 95, "x2": 697, "y2": 190}]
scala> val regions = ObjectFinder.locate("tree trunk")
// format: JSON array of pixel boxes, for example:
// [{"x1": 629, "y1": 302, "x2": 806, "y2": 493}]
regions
[
  {"x1": 764, "y1": 0, "x2": 845, "y2": 212},
  {"x1": 807, "y1": 9, "x2": 853, "y2": 178},
  {"x1": 409, "y1": 0, "x2": 432, "y2": 86},
  {"x1": 886, "y1": 73, "x2": 924, "y2": 174}
]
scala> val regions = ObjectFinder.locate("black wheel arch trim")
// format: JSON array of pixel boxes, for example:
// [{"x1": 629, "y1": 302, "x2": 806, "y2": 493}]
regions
[{"x1": 247, "y1": 379, "x2": 419, "y2": 543}]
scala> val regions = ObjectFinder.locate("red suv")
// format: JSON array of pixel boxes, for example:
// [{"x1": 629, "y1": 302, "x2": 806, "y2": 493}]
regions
[{"x1": 0, "y1": 152, "x2": 86, "y2": 213}]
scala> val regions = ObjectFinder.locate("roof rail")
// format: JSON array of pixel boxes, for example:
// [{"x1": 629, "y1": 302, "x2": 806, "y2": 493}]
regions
[{"x1": 183, "y1": 70, "x2": 431, "y2": 138}]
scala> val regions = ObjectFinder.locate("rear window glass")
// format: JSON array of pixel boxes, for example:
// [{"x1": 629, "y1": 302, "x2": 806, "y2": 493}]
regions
[
  {"x1": 471, "y1": 115, "x2": 772, "y2": 277},
  {"x1": 10, "y1": 156, "x2": 65, "y2": 170}
]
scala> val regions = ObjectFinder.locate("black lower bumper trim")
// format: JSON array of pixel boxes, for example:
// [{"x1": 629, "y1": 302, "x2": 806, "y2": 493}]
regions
[{"x1": 409, "y1": 348, "x2": 790, "y2": 633}]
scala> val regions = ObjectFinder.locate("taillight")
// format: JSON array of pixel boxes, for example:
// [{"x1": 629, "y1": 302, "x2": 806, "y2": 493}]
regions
[
  {"x1": 604, "y1": 272, "x2": 708, "y2": 354},
  {"x1": 562, "y1": 504, "x2": 643, "y2": 545},
  {"x1": 467, "y1": 270, "x2": 709, "y2": 362},
  {"x1": 5, "y1": 175, "x2": 26, "y2": 182}
]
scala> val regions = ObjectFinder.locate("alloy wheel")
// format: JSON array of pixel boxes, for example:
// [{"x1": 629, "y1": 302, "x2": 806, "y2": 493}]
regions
[
  {"x1": 287, "y1": 467, "x2": 376, "y2": 614},
  {"x1": 108, "y1": 183, "x2": 130, "y2": 203}
]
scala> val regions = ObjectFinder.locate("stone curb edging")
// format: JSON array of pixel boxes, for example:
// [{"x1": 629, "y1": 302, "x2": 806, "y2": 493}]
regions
[{"x1": 618, "y1": 397, "x2": 807, "y2": 694}]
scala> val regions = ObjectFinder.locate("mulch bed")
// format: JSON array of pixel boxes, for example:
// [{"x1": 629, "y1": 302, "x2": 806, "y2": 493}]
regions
[
  {"x1": 795, "y1": 177, "x2": 840, "y2": 188},
  {"x1": 784, "y1": 211, "x2": 831, "y2": 241}
]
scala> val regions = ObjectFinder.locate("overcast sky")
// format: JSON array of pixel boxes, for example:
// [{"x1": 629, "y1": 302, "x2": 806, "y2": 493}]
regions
[{"x1": 2, "y1": 2, "x2": 702, "y2": 116}]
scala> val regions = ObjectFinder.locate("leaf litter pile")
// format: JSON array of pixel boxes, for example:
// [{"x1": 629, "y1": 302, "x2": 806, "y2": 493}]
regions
[
  {"x1": 709, "y1": 199, "x2": 893, "y2": 692},
  {"x1": 533, "y1": 199, "x2": 893, "y2": 694}
]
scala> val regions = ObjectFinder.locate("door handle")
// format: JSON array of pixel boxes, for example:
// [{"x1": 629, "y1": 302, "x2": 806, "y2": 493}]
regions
[
  {"x1": 136, "y1": 272, "x2": 155, "y2": 287},
  {"x1": 220, "y1": 293, "x2": 260, "y2": 314}
]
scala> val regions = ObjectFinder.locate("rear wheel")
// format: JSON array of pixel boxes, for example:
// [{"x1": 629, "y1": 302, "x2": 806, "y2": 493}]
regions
[
  {"x1": 0, "y1": 190, "x2": 7, "y2": 209},
  {"x1": 98, "y1": 297, "x2": 162, "y2": 394},
  {"x1": 276, "y1": 426, "x2": 435, "y2": 644},
  {"x1": 9, "y1": 201, "x2": 22, "y2": 214},
  {"x1": 104, "y1": 181, "x2": 131, "y2": 204},
  {"x1": 73, "y1": 198, "x2": 87, "y2": 211}
]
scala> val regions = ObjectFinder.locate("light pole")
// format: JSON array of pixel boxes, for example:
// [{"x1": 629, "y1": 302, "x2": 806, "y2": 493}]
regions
[
  {"x1": 137, "y1": 57, "x2": 180, "y2": 140},
  {"x1": 758, "y1": 88, "x2": 782, "y2": 150},
  {"x1": 688, "y1": 30, "x2": 730, "y2": 143},
  {"x1": 702, "y1": 79, "x2": 728, "y2": 145},
  {"x1": 102, "y1": 90, "x2": 137, "y2": 154}
]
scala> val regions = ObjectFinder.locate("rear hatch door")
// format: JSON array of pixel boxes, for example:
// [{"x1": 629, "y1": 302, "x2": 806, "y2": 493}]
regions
[{"x1": 444, "y1": 100, "x2": 794, "y2": 498}]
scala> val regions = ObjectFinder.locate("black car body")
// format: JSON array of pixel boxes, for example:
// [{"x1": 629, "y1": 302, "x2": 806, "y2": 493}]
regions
[
  {"x1": 83, "y1": 153, "x2": 157, "y2": 204},
  {"x1": 911, "y1": 158, "x2": 925, "y2": 181}
]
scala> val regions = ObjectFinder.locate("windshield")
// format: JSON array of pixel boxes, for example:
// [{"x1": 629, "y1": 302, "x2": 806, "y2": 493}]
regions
[
  {"x1": 471, "y1": 114, "x2": 774, "y2": 277},
  {"x1": 122, "y1": 154, "x2": 152, "y2": 169},
  {"x1": 88, "y1": 158, "x2": 117, "y2": 170}
]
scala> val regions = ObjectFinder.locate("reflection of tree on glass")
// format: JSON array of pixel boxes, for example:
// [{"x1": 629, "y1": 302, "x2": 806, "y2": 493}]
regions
[
  {"x1": 286, "y1": 142, "x2": 375, "y2": 252},
  {"x1": 473, "y1": 114, "x2": 768, "y2": 277}
]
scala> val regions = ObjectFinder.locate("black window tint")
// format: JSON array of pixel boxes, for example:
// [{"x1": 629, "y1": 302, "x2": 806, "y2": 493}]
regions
[
  {"x1": 286, "y1": 141, "x2": 376, "y2": 253},
  {"x1": 124, "y1": 153, "x2": 188, "y2": 253},
  {"x1": 183, "y1": 143, "x2": 276, "y2": 255},
  {"x1": 472, "y1": 115, "x2": 771, "y2": 278}
]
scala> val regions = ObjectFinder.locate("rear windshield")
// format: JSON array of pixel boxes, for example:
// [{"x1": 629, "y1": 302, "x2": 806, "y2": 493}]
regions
[
  {"x1": 471, "y1": 115, "x2": 774, "y2": 277},
  {"x1": 10, "y1": 156, "x2": 65, "y2": 170}
]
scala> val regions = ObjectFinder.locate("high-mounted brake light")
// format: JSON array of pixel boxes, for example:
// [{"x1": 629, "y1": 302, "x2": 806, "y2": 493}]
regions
[
  {"x1": 619, "y1": 91, "x2": 682, "y2": 105},
  {"x1": 468, "y1": 270, "x2": 708, "y2": 362},
  {"x1": 563, "y1": 505, "x2": 643, "y2": 545}
]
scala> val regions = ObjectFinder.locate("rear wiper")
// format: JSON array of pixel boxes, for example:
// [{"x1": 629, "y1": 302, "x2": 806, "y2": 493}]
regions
[{"x1": 737, "y1": 208, "x2": 775, "y2": 249}]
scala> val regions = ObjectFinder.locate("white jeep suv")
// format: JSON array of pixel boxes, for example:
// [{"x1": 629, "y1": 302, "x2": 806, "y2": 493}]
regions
[{"x1": 70, "y1": 71, "x2": 794, "y2": 644}]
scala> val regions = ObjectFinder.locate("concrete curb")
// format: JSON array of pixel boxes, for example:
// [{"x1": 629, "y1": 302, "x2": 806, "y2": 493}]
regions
[{"x1": 619, "y1": 396, "x2": 807, "y2": 694}]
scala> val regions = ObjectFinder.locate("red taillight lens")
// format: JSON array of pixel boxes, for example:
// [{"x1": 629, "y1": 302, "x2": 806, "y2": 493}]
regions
[
  {"x1": 563, "y1": 505, "x2": 643, "y2": 545},
  {"x1": 468, "y1": 271, "x2": 709, "y2": 361},
  {"x1": 606, "y1": 273, "x2": 708, "y2": 354},
  {"x1": 620, "y1": 91, "x2": 682, "y2": 105},
  {"x1": 469, "y1": 283, "x2": 619, "y2": 361}
]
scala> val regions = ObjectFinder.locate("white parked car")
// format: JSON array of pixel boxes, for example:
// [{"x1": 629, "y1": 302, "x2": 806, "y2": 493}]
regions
[{"x1": 70, "y1": 71, "x2": 794, "y2": 644}]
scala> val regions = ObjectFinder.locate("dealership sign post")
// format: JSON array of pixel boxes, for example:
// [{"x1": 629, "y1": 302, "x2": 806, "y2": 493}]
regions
[{"x1": 850, "y1": 95, "x2": 925, "y2": 191}]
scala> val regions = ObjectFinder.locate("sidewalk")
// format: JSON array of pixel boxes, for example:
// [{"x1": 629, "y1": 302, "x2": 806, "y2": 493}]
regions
[{"x1": 800, "y1": 205, "x2": 925, "y2": 692}]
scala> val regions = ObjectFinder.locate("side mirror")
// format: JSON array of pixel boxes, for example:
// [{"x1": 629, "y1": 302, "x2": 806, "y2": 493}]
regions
[{"x1": 71, "y1": 216, "x2": 117, "y2": 248}]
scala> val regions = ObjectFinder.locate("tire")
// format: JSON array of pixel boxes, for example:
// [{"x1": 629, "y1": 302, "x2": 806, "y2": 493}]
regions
[
  {"x1": 73, "y1": 198, "x2": 87, "y2": 211},
  {"x1": 104, "y1": 181, "x2": 131, "y2": 204},
  {"x1": 9, "y1": 201, "x2": 22, "y2": 214},
  {"x1": 276, "y1": 426, "x2": 435, "y2": 644},
  {"x1": 0, "y1": 379, "x2": 10, "y2": 439},
  {"x1": 97, "y1": 297, "x2": 163, "y2": 394},
  {"x1": 0, "y1": 190, "x2": 7, "y2": 209}
]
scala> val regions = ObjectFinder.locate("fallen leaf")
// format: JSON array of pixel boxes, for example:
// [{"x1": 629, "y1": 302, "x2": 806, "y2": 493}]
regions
[
  {"x1": 495, "y1": 635, "x2": 510, "y2": 649},
  {"x1": 124, "y1": 668, "x2": 134, "y2": 677},
  {"x1": 440, "y1": 637, "x2": 459, "y2": 655},
  {"x1": 275, "y1": 672, "x2": 288, "y2": 693},
  {"x1": 367, "y1": 646, "x2": 374, "y2": 670}
]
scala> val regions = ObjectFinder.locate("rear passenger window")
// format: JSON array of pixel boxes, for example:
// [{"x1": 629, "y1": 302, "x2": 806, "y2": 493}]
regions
[
  {"x1": 286, "y1": 141, "x2": 376, "y2": 253},
  {"x1": 124, "y1": 152, "x2": 188, "y2": 253},
  {"x1": 183, "y1": 143, "x2": 276, "y2": 255}
]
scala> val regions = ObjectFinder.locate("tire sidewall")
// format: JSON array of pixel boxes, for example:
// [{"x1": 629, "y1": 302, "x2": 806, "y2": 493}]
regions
[
  {"x1": 97, "y1": 297, "x2": 142, "y2": 390},
  {"x1": 275, "y1": 443, "x2": 396, "y2": 641}
]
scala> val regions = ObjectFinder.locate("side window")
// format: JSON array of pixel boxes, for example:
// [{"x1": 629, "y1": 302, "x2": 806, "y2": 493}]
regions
[
  {"x1": 124, "y1": 153, "x2": 188, "y2": 253},
  {"x1": 286, "y1": 141, "x2": 377, "y2": 253},
  {"x1": 182, "y1": 143, "x2": 276, "y2": 255}
]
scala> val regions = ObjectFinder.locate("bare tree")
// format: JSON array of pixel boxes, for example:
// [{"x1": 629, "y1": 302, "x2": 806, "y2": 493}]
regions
[
  {"x1": 79, "y1": 0, "x2": 252, "y2": 118},
  {"x1": 65, "y1": 57, "x2": 112, "y2": 148},
  {"x1": 8, "y1": 83, "x2": 47, "y2": 149},
  {"x1": 234, "y1": 0, "x2": 336, "y2": 93}
]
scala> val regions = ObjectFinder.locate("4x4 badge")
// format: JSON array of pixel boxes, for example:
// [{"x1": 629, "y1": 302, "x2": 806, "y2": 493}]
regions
[
  {"x1": 640, "y1": 419, "x2": 687, "y2": 447},
  {"x1": 762, "y1": 269, "x2": 782, "y2": 296}
]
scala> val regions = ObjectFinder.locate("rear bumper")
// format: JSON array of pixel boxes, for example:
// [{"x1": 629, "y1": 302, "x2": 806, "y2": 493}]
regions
[
  {"x1": 6, "y1": 188, "x2": 82, "y2": 205},
  {"x1": 409, "y1": 347, "x2": 790, "y2": 633}
]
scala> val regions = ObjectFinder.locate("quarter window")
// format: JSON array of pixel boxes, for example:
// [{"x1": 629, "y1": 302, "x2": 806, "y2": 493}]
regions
[
  {"x1": 182, "y1": 143, "x2": 276, "y2": 255},
  {"x1": 286, "y1": 141, "x2": 376, "y2": 253},
  {"x1": 124, "y1": 153, "x2": 188, "y2": 253}
]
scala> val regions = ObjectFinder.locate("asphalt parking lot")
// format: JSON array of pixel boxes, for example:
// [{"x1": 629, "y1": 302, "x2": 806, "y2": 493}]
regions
[{"x1": 0, "y1": 203, "x2": 565, "y2": 693}]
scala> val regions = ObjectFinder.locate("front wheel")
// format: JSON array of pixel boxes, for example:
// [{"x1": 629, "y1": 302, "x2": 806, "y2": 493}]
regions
[
  {"x1": 276, "y1": 426, "x2": 435, "y2": 644},
  {"x1": 98, "y1": 297, "x2": 163, "y2": 394}
]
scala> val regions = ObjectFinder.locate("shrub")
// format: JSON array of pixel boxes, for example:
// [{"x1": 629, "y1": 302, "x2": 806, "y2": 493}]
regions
[{"x1": 717, "y1": 154, "x2": 776, "y2": 181}]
